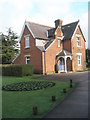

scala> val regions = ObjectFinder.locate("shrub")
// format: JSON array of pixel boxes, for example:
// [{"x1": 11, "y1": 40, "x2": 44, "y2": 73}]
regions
[
  {"x1": 55, "y1": 63, "x2": 59, "y2": 73},
  {"x1": 2, "y1": 64, "x2": 33, "y2": 77},
  {"x1": 22, "y1": 64, "x2": 33, "y2": 76},
  {"x1": 2, "y1": 81, "x2": 55, "y2": 91}
]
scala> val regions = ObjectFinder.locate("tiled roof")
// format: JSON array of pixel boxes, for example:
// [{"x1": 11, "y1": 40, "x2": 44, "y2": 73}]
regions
[
  {"x1": 56, "y1": 50, "x2": 72, "y2": 58},
  {"x1": 48, "y1": 28, "x2": 56, "y2": 38},
  {"x1": 44, "y1": 39, "x2": 55, "y2": 49},
  {"x1": 27, "y1": 21, "x2": 52, "y2": 40},
  {"x1": 61, "y1": 21, "x2": 79, "y2": 40},
  {"x1": 47, "y1": 21, "x2": 79, "y2": 40},
  {"x1": 26, "y1": 20, "x2": 79, "y2": 51}
]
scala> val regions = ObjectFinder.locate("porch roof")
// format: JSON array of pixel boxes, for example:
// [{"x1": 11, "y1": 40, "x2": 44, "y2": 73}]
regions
[{"x1": 56, "y1": 49, "x2": 72, "y2": 58}]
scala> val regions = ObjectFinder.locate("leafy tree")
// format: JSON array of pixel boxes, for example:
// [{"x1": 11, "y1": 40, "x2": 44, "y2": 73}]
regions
[
  {"x1": 86, "y1": 49, "x2": 90, "y2": 67},
  {"x1": 1, "y1": 28, "x2": 19, "y2": 64}
]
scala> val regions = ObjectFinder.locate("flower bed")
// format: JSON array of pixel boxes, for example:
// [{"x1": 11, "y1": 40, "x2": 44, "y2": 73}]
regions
[{"x1": 2, "y1": 81, "x2": 55, "y2": 91}]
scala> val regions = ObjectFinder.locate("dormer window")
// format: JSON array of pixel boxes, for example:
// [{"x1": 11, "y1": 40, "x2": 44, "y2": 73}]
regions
[{"x1": 25, "y1": 35, "x2": 30, "y2": 48}]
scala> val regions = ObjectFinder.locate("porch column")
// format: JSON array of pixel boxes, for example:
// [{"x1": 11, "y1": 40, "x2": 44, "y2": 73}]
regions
[{"x1": 64, "y1": 56, "x2": 67, "y2": 73}]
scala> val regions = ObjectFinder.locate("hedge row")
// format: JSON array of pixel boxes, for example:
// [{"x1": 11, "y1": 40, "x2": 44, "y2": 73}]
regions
[{"x1": 2, "y1": 64, "x2": 33, "y2": 77}]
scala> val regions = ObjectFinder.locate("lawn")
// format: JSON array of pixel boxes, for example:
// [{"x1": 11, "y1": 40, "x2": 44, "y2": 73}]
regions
[
  {"x1": 2, "y1": 75, "x2": 75, "y2": 119},
  {"x1": 86, "y1": 67, "x2": 90, "y2": 71}
]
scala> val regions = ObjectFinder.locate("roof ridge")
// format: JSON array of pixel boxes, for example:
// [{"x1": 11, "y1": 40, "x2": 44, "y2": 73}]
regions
[
  {"x1": 62, "y1": 20, "x2": 79, "y2": 27},
  {"x1": 26, "y1": 21, "x2": 53, "y2": 28}
]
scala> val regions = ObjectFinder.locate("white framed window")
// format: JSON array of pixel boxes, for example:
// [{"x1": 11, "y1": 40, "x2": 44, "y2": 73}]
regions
[
  {"x1": 77, "y1": 54, "x2": 82, "y2": 66},
  {"x1": 25, "y1": 35, "x2": 30, "y2": 48},
  {"x1": 26, "y1": 56, "x2": 30, "y2": 64},
  {"x1": 76, "y1": 34, "x2": 81, "y2": 47},
  {"x1": 58, "y1": 39, "x2": 61, "y2": 47}
]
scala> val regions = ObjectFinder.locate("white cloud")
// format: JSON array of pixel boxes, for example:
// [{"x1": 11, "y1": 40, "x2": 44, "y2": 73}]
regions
[
  {"x1": 0, "y1": 0, "x2": 34, "y2": 34},
  {"x1": 79, "y1": 12, "x2": 88, "y2": 48},
  {"x1": 0, "y1": 0, "x2": 88, "y2": 48},
  {"x1": 27, "y1": 0, "x2": 71, "y2": 27}
]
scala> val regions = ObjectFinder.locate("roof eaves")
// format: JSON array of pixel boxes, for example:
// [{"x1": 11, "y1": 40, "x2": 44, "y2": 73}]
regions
[
  {"x1": 71, "y1": 21, "x2": 79, "y2": 40},
  {"x1": 26, "y1": 22, "x2": 35, "y2": 39},
  {"x1": 35, "y1": 37, "x2": 50, "y2": 40},
  {"x1": 36, "y1": 46, "x2": 45, "y2": 52},
  {"x1": 19, "y1": 22, "x2": 35, "y2": 43},
  {"x1": 78, "y1": 25, "x2": 86, "y2": 42},
  {"x1": 45, "y1": 39, "x2": 56, "y2": 51}
]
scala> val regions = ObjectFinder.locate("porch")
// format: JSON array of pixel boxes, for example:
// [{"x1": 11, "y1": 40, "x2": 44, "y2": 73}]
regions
[{"x1": 56, "y1": 50, "x2": 72, "y2": 73}]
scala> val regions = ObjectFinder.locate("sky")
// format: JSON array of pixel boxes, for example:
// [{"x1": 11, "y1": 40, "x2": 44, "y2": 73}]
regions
[{"x1": 0, "y1": 0, "x2": 89, "y2": 48}]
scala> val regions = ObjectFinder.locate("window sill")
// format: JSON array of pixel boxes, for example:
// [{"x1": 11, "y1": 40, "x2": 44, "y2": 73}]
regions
[
  {"x1": 78, "y1": 64, "x2": 82, "y2": 66},
  {"x1": 77, "y1": 46, "x2": 81, "y2": 47},
  {"x1": 25, "y1": 46, "x2": 30, "y2": 49}
]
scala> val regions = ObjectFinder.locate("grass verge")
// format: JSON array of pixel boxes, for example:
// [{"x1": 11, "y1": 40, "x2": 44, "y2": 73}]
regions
[
  {"x1": 85, "y1": 67, "x2": 90, "y2": 71},
  {"x1": 2, "y1": 76, "x2": 75, "y2": 119}
]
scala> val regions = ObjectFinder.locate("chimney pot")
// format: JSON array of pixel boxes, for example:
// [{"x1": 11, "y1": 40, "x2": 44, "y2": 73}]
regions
[{"x1": 55, "y1": 19, "x2": 63, "y2": 28}]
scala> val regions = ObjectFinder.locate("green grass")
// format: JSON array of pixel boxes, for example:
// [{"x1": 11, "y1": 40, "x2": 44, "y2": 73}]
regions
[
  {"x1": 85, "y1": 67, "x2": 90, "y2": 71},
  {"x1": 2, "y1": 76, "x2": 75, "y2": 119}
]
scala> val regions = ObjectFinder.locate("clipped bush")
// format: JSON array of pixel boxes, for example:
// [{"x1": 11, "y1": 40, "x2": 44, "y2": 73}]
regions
[
  {"x1": 55, "y1": 63, "x2": 59, "y2": 73},
  {"x1": 2, "y1": 64, "x2": 33, "y2": 77},
  {"x1": 2, "y1": 81, "x2": 56, "y2": 91},
  {"x1": 22, "y1": 65, "x2": 33, "y2": 76}
]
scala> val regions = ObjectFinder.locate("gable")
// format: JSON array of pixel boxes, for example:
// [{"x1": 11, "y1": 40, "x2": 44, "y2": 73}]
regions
[
  {"x1": 27, "y1": 22, "x2": 52, "y2": 40},
  {"x1": 78, "y1": 25, "x2": 86, "y2": 42},
  {"x1": 72, "y1": 25, "x2": 86, "y2": 42},
  {"x1": 55, "y1": 26, "x2": 63, "y2": 37},
  {"x1": 19, "y1": 20, "x2": 85, "y2": 52},
  {"x1": 19, "y1": 21, "x2": 35, "y2": 43},
  {"x1": 62, "y1": 21, "x2": 79, "y2": 40}
]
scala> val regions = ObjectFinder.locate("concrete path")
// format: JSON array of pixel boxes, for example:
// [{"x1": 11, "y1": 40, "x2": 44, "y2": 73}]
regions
[{"x1": 43, "y1": 71, "x2": 88, "y2": 118}]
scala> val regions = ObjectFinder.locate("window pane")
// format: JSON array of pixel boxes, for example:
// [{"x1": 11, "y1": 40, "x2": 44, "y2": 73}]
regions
[
  {"x1": 77, "y1": 37, "x2": 80, "y2": 40},
  {"x1": 58, "y1": 39, "x2": 60, "y2": 47},
  {"x1": 77, "y1": 37, "x2": 80, "y2": 46},
  {"x1": 26, "y1": 56, "x2": 30, "y2": 64},
  {"x1": 78, "y1": 41, "x2": 80, "y2": 46},
  {"x1": 25, "y1": 36, "x2": 29, "y2": 47},
  {"x1": 78, "y1": 55, "x2": 80, "y2": 59},
  {"x1": 27, "y1": 60, "x2": 30, "y2": 64},
  {"x1": 77, "y1": 55, "x2": 81, "y2": 65},
  {"x1": 27, "y1": 57, "x2": 30, "y2": 59}
]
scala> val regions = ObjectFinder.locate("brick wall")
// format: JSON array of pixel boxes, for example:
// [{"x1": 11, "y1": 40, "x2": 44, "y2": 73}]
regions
[
  {"x1": 14, "y1": 26, "x2": 43, "y2": 73},
  {"x1": 45, "y1": 27, "x2": 63, "y2": 73},
  {"x1": 64, "y1": 39, "x2": 71, "y2": 52},
  {"x1": 71, "y1": 26, "x2": 86, "y2": 71},
  {"x1": 14, "y1": 23, "x2": 86, "y2": 74}
]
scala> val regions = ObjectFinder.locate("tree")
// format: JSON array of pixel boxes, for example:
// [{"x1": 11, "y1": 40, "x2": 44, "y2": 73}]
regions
[
  {"x1": 86, "y1": 49, "x2": 90, "y2": 67},
  {"x1": 1, "y1": 28, "x2": 19, "y2": 64}
]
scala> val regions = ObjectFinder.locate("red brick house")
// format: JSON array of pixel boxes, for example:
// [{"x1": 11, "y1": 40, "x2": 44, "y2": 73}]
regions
[{"x1": 13, "y1": 19, "x2": 86, "y2": 74}]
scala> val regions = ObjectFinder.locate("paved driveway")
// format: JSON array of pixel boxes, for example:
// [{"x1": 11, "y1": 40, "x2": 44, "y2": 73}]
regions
[{"x1": 42, "y1": 71, "x2": 88, "y2": 118}]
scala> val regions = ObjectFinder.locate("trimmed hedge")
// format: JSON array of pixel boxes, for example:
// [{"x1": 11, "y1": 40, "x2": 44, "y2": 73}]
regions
[{"x1": 2, "y1": 64, "x2": 33, "y2": 77}]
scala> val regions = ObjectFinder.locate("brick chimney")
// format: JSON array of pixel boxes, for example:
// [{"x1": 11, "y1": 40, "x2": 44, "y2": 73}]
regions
[{"x1": 55, "y1": 19, "x2": 63, "y2": 28}]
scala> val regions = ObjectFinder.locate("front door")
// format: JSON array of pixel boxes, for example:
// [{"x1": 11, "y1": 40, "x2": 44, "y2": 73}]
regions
[
  {"x1": 60, "y1": 59, "x2": 63, "y2": 70},
  {"x1": 67, "y1": 57, "x2": 72, "y2": 71},
  {"x1": 60, "y1": 59, "x2": 64, "y2": 72}
]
